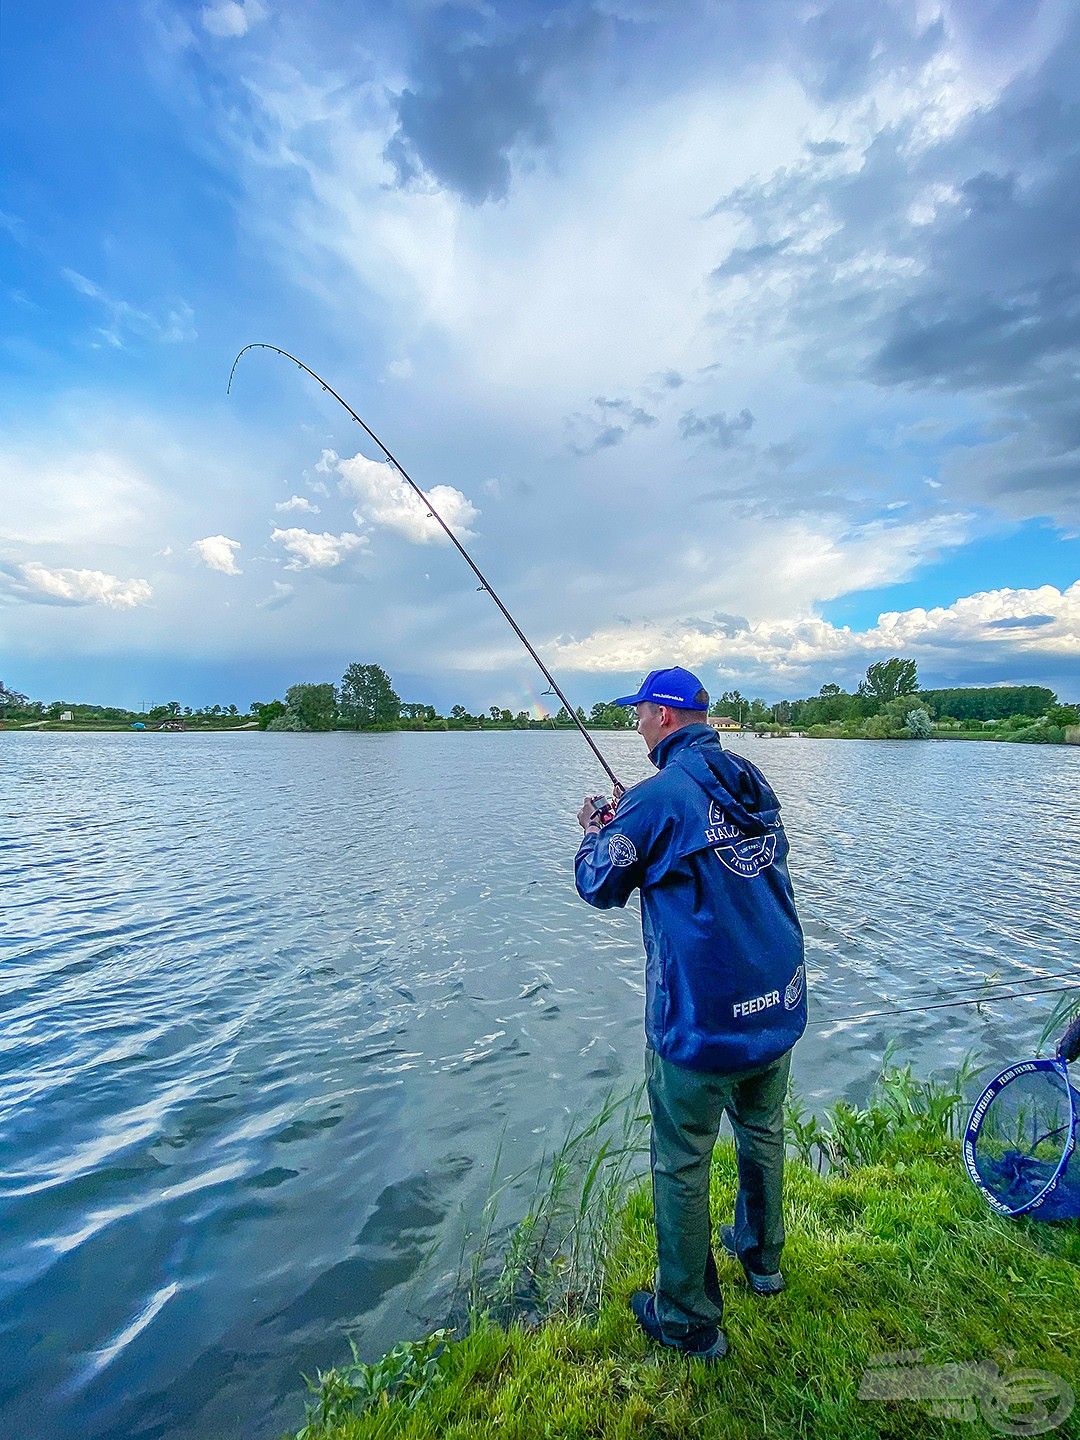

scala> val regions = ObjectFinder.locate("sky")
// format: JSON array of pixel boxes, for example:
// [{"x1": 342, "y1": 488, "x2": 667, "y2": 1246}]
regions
[{"x1": 2, "y1": 0, "x2": 1078, "y2": 713}]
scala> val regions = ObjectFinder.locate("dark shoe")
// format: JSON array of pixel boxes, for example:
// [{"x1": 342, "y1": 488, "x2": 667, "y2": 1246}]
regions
[
  {"x1": 630, "y1": 1290, "x2": 729, "y2": 1363},
  {"x1": 719, "y1": 1225, "x2": 785, "y2": 1296}
]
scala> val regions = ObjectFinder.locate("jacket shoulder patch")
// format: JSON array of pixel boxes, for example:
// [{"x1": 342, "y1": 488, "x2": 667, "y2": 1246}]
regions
[{"x1": 608, "y1": 834, "x2": 638, "y2": 867}]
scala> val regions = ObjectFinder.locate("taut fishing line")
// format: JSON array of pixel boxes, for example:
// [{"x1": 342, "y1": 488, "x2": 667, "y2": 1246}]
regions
[{"x1": 228, "y1": 343, "x2": 622, "y2": 792}]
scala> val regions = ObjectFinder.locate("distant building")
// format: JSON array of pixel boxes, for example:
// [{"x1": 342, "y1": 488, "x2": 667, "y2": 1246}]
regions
[
  {"x1": 60, "y1": 711, "x2": 73, "y2": 722},
  {"x1": 708, "y1": 715, "x2": 739, "y2": 730}
]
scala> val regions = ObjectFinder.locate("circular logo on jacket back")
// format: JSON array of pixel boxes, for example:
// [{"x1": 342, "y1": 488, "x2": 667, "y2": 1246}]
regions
[
  {"x1": 706, "y1": 801, "x2": 778, "y2": 878},
  {"x1": 784, "y1": 964, "x2": 805, "y2": 1010},
  {"x1": 608, "y1": 834, "x2": 637, "y2": 867}
]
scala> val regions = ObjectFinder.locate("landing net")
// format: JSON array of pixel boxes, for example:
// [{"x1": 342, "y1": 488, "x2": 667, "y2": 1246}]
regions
[{"x1": 964, "y1": 1058, "x2": 1080, "y2": 1220}]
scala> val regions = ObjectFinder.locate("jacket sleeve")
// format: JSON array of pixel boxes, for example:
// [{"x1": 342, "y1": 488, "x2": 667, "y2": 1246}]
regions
[{"x1": 574, "y1": 787, "x2": 654, "y2": 909}]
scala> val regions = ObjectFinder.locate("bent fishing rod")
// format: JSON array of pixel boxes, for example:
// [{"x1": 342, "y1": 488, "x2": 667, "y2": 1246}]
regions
[{"x1": 228, "y1": 343, "x2": 622, "y2": 793}]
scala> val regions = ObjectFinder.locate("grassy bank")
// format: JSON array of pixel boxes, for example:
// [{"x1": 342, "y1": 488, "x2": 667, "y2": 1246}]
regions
[{"x1": 289, "y1": 1044, "x2": 1080, "y2": 1440}]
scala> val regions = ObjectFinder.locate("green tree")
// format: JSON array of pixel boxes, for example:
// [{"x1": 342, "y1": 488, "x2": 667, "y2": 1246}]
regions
[
  {"x1": 864, "y1": 713, "x2": 893, "y2": 739},
  {"x1": 590, "y1": 701, "x2": 636, "y2": 727},
  {"x1": 859, "y1": 657, "x2": 918, "y2": 703},
  {"x1": 916, "y1": 685, "x2": 1054, "y2": 721},
  {"x1": 710, "y1": 690, "x2": 745, "y2": 718},
  {"x1": 489, "y1": 705, "x2": 502, "y2": 722},
  {"x1": 253, "y1": 699, "x2": 287, "y2": 730},
  {"x1": 285, "y1": 682, "x2": 338, "y2": 731},
  {"x1": 0, "y1": 680, "x2": 29, "y2": 715},
  {"x1": 340, "y1": 663, "x2": 400, "y2": 727},
  {"x1": 450, "y1": 704, "x2": 468, "y2": 720},
  {"x1": 555, "y1": 706, "x2": 572, "y2": 725},
  {"x1": 1046, "y1": 704, "x2": 1077, "y2": 728},
  {"x1": 500, "y1": 708, "x2": 513, "y2": 724},
  {"x1": 819, "y1": 683, "x2": 841, "y2": 697},
  {"x1": 904, "y1": 708, "x2": 934, "y2": 739}
]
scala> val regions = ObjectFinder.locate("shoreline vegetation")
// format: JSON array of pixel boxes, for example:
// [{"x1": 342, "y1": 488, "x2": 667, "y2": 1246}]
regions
[
  {"x1": 288, "y1": 1008, "x2": 1080, "y2": 1440},
  {"x1": 2, "y1": 658, "x2": 1077, "y2": 744}
]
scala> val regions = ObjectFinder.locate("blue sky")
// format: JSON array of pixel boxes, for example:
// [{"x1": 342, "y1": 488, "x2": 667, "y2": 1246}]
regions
[{"x1": 2, "y1": 0, "x2": 1078, "y2": 712}]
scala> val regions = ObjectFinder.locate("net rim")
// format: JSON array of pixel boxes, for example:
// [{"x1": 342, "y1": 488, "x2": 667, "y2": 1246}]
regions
[{"x1": 963, "y1": 1057, "x2": 1076, "y2": 1217}]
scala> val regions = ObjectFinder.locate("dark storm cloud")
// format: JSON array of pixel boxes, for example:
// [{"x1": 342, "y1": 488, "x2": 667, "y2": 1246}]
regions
[
  {"x1": 384, "y1": 9, "x2": 607, "y2": 204},
  {"x1": 566, "y1": 394, "x2": 658, "y2": 455},
  {"x1": 805, "y1": 138, "x2": 846, "y2": 157},
  {"x1": 874, "y1": 274, "x2": 1080, "y2": 391},
  {"x1": 710, "y1": 237, "x2": 792, "y2": 279},
  {"x1": 987, "y1": 614, "x2": 1056, "y2": 629},
  {"x1": 704, "y1": 9, "x2": 1080, "y2": 528},
  {"x1": 678, "y1": 611, "x2": 750, "y2": 637},
  {"x1": 679, "y1": 408, "x2": 754, "y2": 448},
  {"x1": 792, "y1": 0, "x2": 943, "y2": 103}
]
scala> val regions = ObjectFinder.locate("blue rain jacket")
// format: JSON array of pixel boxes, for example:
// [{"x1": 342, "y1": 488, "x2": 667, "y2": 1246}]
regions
[{"x1": 575, "y1": 724, "x2": 806, "y2": 1072}]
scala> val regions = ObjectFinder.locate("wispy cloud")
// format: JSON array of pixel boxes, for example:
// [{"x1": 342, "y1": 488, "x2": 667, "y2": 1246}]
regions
[
  {"x1": 60, "y1": 268, "x2": 196, "y2": 348},
  {"x1": 200, "y1": 0, "x2": 266, "y2": 40}
]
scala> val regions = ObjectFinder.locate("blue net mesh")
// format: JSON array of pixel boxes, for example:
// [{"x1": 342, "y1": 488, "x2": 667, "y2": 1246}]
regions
[{"x1": 964, "y1": 1060, "x2": 1080, "y2": 1221}]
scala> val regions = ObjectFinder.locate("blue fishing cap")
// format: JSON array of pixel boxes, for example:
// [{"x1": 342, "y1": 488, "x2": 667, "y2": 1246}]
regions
[{"x1": 614, "y1": 666, "x2": 708, "y2": 709}]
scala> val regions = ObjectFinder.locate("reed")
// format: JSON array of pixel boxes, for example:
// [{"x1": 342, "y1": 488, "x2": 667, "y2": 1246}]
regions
[{"x1": 290, "y1": 1039, "x2": 1080, "y2": 1440}]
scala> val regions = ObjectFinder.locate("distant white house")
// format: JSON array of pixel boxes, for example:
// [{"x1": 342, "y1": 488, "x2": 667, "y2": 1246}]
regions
[
  {"x1": 708, "y1": 715, "x2": 739, "y2": 730},
  {"x1": 60, "y1": 711, "x2": 73, "y2": 722}
]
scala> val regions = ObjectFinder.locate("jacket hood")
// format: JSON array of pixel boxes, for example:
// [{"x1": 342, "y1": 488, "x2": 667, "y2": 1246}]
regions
[{"x1": 653, "y1": 724, "x2": 781, "y2": 837}]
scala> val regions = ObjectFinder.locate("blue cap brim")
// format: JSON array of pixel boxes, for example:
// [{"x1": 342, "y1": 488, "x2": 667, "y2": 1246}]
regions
[{"x1": 613, "y1": 691, "x2": 642, "y2": 707}]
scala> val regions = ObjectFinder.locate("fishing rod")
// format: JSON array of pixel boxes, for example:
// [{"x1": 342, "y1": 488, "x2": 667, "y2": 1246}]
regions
[{"x1": 228, "y1": 343, "x2": 622, "y2": 792}]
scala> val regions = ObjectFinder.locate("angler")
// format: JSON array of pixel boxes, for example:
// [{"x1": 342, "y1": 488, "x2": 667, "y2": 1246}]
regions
[{"x1": 574, "y1": 667, "x2": 807, "y2": 1363}]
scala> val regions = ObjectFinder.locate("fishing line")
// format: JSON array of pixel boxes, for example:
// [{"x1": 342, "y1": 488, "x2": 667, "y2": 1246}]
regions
[
  {"x1": 824, "y1": 980, "x2": 1080, "y2": 1026},
  {"x1": 861, "y1": 965, "x2": 1080, "y2": 1009},
  {"x1": 228, "y1": 343, "x2": 623, "y2": 791}
]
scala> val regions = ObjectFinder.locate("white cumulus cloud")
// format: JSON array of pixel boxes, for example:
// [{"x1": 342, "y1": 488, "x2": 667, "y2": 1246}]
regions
[
  {"x1": 7, "y1": 562, "x2": 152, "y2": 610},
  {"x1": 274, "y1": 494, "x2": 320, "y2": 515},
  {"x1": 331, "y1": 450, "x2": 479, "y2": 545},
  {"x1": 192, "y1": 534, "x2": 243, "y2": 575},
  {"x1": 270, "y1": 526, "x2": 369, "y2": 569},
  {"x1": 545, "y1": 582, "x2": 1080, "y2": 680}
]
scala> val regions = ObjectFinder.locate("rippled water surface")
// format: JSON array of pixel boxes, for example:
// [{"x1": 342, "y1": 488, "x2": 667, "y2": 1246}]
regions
[{"x1": 2, "y1": 731, "x2": 1078, "y2": 1438}]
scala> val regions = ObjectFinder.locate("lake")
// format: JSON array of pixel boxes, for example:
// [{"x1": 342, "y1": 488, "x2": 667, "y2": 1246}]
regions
[{"x1": 2, "y1": 730, "x2": 1077, "y2": 1439}]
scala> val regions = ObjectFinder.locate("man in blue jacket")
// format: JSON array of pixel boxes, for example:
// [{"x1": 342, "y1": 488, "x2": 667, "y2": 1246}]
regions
[{"x1": 575, "y1": 667, "x2": 807, "y2": 1362}]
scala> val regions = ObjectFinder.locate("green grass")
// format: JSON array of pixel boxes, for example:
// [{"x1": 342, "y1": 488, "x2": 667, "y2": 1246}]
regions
[{"x1": 289, "y1": 1042, "x2": 1080, "y2": 1440}]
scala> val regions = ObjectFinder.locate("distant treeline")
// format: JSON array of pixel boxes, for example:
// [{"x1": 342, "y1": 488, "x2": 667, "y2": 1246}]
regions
[{"x1": 1, "y1": 659, "x2": 1074, "y2": 742}]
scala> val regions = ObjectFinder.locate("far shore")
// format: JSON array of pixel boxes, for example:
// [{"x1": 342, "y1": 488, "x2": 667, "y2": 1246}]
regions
[{"x1": 5, "y1": 721, "x2": 1078, "y2": 745}]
